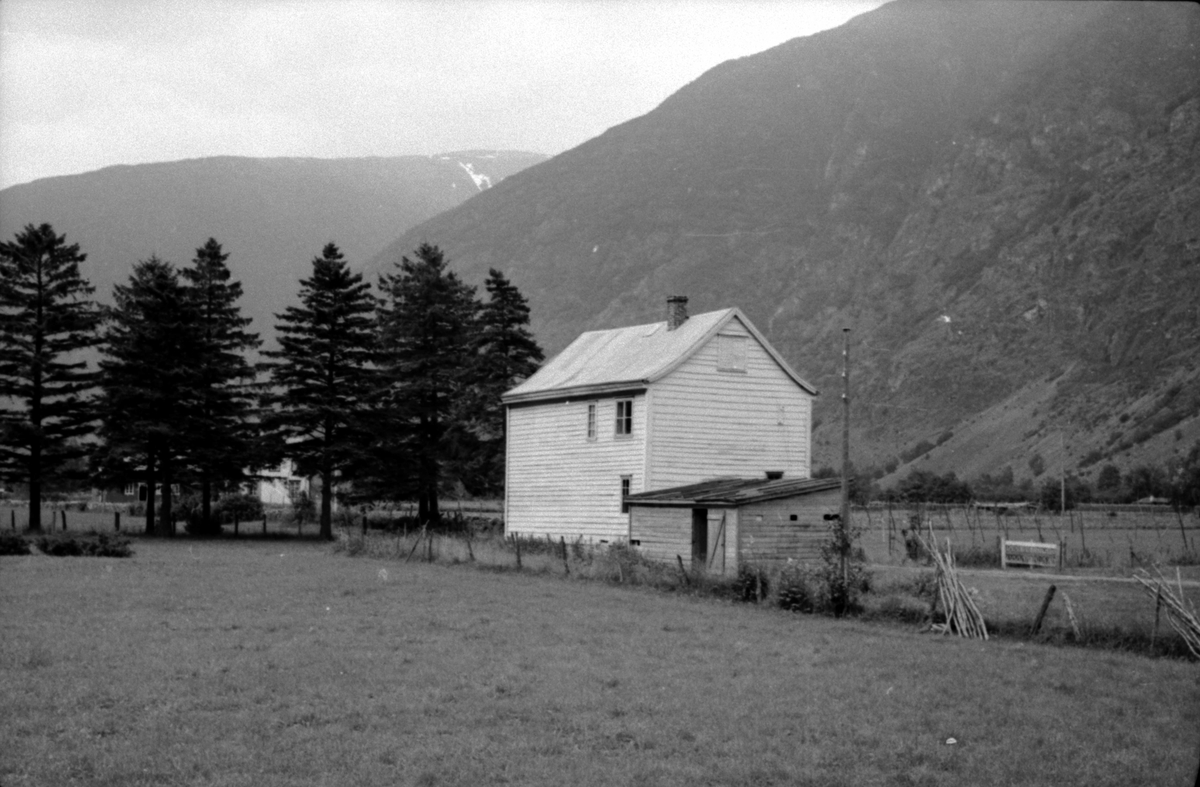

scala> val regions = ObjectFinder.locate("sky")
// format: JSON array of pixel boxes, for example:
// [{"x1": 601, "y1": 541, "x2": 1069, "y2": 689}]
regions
[{"x1": 0, "y1": 0, "x2": 881, "y2": 190}]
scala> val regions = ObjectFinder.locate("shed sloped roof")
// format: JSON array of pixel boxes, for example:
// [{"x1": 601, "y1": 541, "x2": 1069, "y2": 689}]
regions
[
  {"x1": 503, "y1": 307, "x2": 816, "y2": 404},
  {"x1": 625, "y1": 476, "x2": 842, "y2": 506}
]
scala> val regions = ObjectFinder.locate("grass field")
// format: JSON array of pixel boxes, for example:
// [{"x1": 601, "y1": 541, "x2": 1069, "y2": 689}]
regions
[
  {"x1": 2, "y1": 539, "x2": 1198, "y2": 786},
  {"x1": 853, "y1": 505, "x2": 1200, "y2": 570}
]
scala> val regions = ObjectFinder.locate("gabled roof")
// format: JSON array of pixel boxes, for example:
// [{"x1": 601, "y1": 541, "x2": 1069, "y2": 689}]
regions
[
  {"x1": 502, "y1": 307, "x2": 817, "y2": 404},
  {"x1": 625, "y1": 476, "x2": 842, "y2": 506}
]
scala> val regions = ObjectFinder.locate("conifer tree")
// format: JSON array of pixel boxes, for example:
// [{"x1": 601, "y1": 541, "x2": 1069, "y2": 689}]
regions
[
  {"x1": 0, "y1": 224, "x2": 102, "y2": 531},
  {"x1": 181, "y1": 239, "x2": 261, "y2": 533},
  {"x1": 264, "y1": 243, "x2": 376, "y2": 539},
  {"x1": 377, "y1": 243, "x2": 479, "y2": 523},
  {"x1": 469, "y1": 268, "x2": 543, "y2": 494},
  {"x1": 97, "y1": 257, "x2": 199, "y2": 535}
]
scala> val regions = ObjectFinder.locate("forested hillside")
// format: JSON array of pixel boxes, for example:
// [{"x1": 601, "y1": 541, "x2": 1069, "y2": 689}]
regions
[
  {"x1": 372, "y1": 0, "x2": 1200, "y2": 485},
  {"x1": 0, "y1": 151, "x2": 545, "y2": 344}
]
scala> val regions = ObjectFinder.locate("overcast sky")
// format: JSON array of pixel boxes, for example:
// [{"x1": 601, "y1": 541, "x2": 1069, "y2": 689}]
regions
[{"x1": 0, "y1": 0, "x2": 881, "y2": 190}]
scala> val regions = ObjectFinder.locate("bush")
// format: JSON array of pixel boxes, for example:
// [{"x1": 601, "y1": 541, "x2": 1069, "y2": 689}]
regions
[
  {"x1": 214, "y1": 493, "x2": 264, "y2": 524},
  {"x1": 34, "y1": 532, "x2": 133, "y2": 558},
  {"x1": 0, "y1": 532, "x2": 31, "y2": 555},
  {"x1": 776, "y1": 563, "x2": 813, "y2": 612},
  {"x1": 733, "y1": 565, "x2": 770, "y2": 603}
]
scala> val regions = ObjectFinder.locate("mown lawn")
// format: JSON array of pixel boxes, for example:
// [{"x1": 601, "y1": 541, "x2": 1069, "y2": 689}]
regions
[{"x1": 2, "y1": 540, "x2": 1198, "y2": 786}]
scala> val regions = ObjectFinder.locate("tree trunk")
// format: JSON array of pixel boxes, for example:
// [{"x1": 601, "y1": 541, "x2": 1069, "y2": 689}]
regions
[
  {"x1": 320, "y1": 470, "x2": 332, "y2": 540},
  {"x1": 145, "y1": 461, "x2": 157, "y2": 536},
  {"x1": 201, "y1": 477, "x2": 212, "y2": 534},
  {"x1": 28, "y1": 460, "x2": 42, "y2": 533},
  {"x1": 160, "y1": 457, "x2": 173, "y2": 537}
]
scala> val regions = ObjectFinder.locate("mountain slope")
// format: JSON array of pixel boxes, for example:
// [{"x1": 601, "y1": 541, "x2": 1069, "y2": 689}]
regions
[
  {"x1": 0, "y1": 151, "x2": 545, "y2": 343},
  {"x1": 372, "y1": 0, "x2": 1200, "y2": 484}
]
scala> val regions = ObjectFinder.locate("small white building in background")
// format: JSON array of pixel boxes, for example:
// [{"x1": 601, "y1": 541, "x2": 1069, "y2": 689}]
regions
[
  {"x1": 501, "y1": 297, "x2": 818, "y2": 544},
  {"x1": 255, "y1": 458, "x2": 311, "y2": 507}
]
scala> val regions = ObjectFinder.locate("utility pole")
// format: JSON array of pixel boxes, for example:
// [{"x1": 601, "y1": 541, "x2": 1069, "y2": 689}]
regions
[
  {"x1": 840, "y1": 328, "x2": 851, "y2": 598},
  {"x1": 1060, "y1": 430, "x2": 1066, "y2": 516}
]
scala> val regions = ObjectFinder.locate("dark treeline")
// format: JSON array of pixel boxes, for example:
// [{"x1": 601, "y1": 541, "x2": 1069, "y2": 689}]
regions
[
  {"x1": 827, "y1": 451, "x2": 1200, "y2": 512},
  {"x1": 0, "y1": 224, "x2": 541, "y2": 537}
]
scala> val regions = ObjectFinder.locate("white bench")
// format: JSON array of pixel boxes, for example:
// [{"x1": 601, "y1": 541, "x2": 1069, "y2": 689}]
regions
[{"x1": 1001, "y1": 539, "x2": 1062, "y2": 569}]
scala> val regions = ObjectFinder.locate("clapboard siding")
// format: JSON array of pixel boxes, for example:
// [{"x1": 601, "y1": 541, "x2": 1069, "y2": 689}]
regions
[
  {"x1": 630, "y1": 506, "x2": 739, "y2": 575},
  {"x1": 739, "y1": 489, "x2": 841, "y2": 568},
  {"x1": 506, "y1": 393, "x2": 645, "y2": 541},
  {"x1": 648, "y1": 316, "x2": 812, "y2": 490}
]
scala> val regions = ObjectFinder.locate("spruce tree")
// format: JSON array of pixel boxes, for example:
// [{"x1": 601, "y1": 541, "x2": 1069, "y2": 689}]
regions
[
  {"x1": 470, "y1": 268, "x2": 543, "y2": 494},
  {"x1": 97, "y1": 257, "x2": 199, "y2": 535},
  {"x1": 264, "y1": 243, "x2": 376, "y2": 539},
  {"x1": 181, "y1": 239, "x2": 261, "y2": 533},
  {"x1": 0, "y1": 224, "x2": 102, "y2": 532},
  {"x1": 377, "y1": 244, "x2": 480, "y2": 524}
]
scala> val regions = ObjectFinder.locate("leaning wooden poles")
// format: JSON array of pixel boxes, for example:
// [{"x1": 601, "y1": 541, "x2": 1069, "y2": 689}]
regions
[
  {"x1": 919, "y1": 529, "x2": 988, "y2": 640},
  {"x1": 1134, "y1": 567, "x2": 1200, "y2": 659}
]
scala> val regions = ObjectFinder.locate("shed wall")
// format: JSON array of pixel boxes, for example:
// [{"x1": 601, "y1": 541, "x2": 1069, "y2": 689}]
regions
[
  {"x1": 738, "y1": 488, "x2": 843, "y2": 568},
  {"x1": 648, "y1": 316, "x2": 812, "y2": 490},
  {"x1": 629, "y1": 506, "x2": 738, "y2": 576},
  {"x1": 506, "y1": 393, "x2": 646, "y2": 541}
]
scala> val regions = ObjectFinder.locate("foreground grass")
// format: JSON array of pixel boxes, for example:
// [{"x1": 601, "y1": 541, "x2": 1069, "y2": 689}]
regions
[{"x1": 2, "y1": 541, "x2": 1198, "y2": 786}]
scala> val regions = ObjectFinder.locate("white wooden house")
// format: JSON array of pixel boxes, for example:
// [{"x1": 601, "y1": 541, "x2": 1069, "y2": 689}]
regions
[{"x1": 501, "y1": 297, "x2": 818, "y2": 543}]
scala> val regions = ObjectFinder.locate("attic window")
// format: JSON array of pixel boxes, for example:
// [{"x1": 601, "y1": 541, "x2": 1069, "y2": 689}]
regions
[{"x1": 716, "y1": 334, "x2": 747, "y2": 372}]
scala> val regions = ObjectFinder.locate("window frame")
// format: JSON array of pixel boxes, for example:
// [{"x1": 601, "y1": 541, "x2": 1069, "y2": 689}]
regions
[
  {"x1": 716, "y1": 333, "x2": 748, "y2": 373},
  {"x1": 620, "y1": 475, "x2": 632, "y2": 513},
  {"x1": 586, "y1": 402, "x2": 597, "y2": 441},
  {"x1": 614, "y1": 399, "x2": 633, "y2": 437}
]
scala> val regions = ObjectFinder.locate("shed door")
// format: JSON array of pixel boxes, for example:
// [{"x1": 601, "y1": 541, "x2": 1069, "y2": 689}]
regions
[{"x1": 691, "y1": 508, "x2": 708, "y2": 569}]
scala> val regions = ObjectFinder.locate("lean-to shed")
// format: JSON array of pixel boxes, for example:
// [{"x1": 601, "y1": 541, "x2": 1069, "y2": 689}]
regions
[
  {"x1": 623, "y1": 476, "x2": 843, "y2": 577},
  {"x1": 501, "y1": 297, "x2": 818, "y2": 543}
]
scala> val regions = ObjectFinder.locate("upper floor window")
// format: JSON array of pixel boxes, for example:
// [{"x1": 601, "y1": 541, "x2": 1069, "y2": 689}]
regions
[
  {"x1": 615, "y1": 399, "x2": 633, "y2": 437},
  {"x1": 586, "y1": 402, "x2": 597, "y2": 440},
  {"x1": 716, "y1": 334, "x2": 748, "y2": 372}
]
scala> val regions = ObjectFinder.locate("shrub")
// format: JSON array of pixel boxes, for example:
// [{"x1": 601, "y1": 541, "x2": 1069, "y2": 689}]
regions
[
  {"x1": 732, "y1": 565, "x2": 770, "y2": 603},
  {"x1": 214, "y1": 493, "x2": 264, "y2": 524},
  {"x1": 0, "y1": 532, "x2": 31, "y2": 556},
  {"x1": 776, "y1": 564, "x2": 813, "y2": 612},
  {"x1": 34, "y1": 532, "x2": 133, "y2": 558}
]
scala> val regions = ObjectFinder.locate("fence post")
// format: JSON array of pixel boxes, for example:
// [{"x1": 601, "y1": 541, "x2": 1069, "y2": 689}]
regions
[
  {"x1": 12, "y1": 510, "x2": 17, "y2": 531},
  {"x1": 1030, "y1": 585, "x2": 1056, "y2": 635},
  {"x1": 560, "y1": 536, "x2": 570, "y2": 576},
  {"x1": 115, "y1": 511, "x2": 120, "y2": 533},
  {"x1": 262, "y1": 516, "x2": 267, "y2": 535},
  {"x1": 62, "y1": 509, "x2": 67, "y2": 531},
  {"x1": 514, "y1": 535, "x2": 522, "y2": 569}
]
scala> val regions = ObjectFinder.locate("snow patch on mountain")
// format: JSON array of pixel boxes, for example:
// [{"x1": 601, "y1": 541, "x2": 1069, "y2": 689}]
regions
[{"x1": 458, "y1": 162, "x2": 493, "y2": 191}]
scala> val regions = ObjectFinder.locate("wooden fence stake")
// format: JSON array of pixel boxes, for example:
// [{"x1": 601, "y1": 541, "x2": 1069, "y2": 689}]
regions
[
  {"x1": 514, "y1": 535, "x2": 522, "y2": 569},
  {"x1": 115, "y1": 511, "x2": 121, "y2": 532},
  {"x1": 675, "y1": 555, "x2": 691, "y2": 586},
  {"x1": 405, "y1": 527, "x2": 425, "y2": 563},
  {"x1": 1030, "y1": 584, "x2": 1057, "y2": 636},
  {"x1": 560, "y1": 536, "x2": 570, "y2": 576},
  {"x1": 11, "y1": 510, "x2": 16, "y2": 531},
  {"x1": 426, "y1": 528, "x2": 434, "y2": 563},
  {"x1": 1151, "y1": 585, "x2": 1162, "y2": 648},
  {"x1": 61, "y1": 509, "x2": 67, "y2": 531},
  {"x1": 262, "y1": 517, "x2": 267, "y2": 535},
  {"x1": 465, "y1": 530, "x2": 475, "y2": 562}
]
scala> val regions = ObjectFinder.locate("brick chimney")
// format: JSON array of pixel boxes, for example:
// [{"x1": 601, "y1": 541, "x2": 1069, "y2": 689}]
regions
[{"x1": 666, "y1": 296, "x2": 689, "y2": 331}]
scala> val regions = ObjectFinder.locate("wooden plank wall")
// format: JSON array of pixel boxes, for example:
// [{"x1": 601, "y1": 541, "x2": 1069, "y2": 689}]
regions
[
  {"x1": 629, "y1": 506, "x2": 739, "y2": 576},
  {"x1": 648, "y1": 316, "x2": 813, "y2": 490},
  {"x1": 506, "y1": 394, "x2": 646, "y2": 542},
  {"x1": 739, "y1": 489, "x2": 842, "y2": 569}
]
